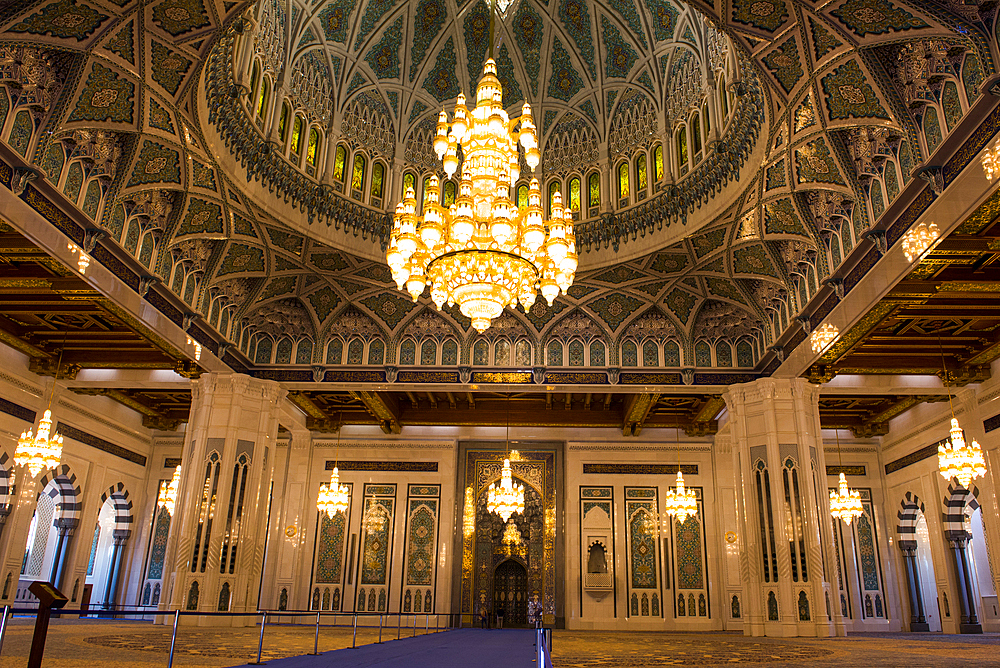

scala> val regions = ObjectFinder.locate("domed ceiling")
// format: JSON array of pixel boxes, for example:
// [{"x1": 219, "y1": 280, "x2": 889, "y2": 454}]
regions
[{"x1": 0, "y1": 0, "x2": 993, "y2": 377}]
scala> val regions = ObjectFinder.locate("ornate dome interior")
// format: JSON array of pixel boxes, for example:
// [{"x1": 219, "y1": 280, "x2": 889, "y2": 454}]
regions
[{"x1": 0, "y1": 0, "x2": 992, "y2": 378}]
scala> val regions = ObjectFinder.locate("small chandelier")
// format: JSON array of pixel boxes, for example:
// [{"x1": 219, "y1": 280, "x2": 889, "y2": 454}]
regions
[
  {"x1": 829, "y1": 473, "x2": 863, "y2": 524},
  {"x1": 902, "y1": 222, "x2": 939, "y2": 262},
  {"x1": 664, "y1": 470, "x2": 698, "y2": 524},
  {"x1": 810, "y1": 323, "x2": 839, "y2": 354},
  {"x1": 16, "y1": 409, "x2": 63, "y2": 478},
  {"x1": 939, "y1": 417, "x2": 986, "y2": 488},
  {"x1": 385, "y1": 57, "x2": 577, "y2": 333},
  {"x1": 318, "y1": 467, "x2": 350, "y2": 517},
  {"x1": 488, "y1": 394, "x2": 524, "y2": 522},
  {"x1": 158, "y1": 464, "x2": 182, "y2": 515},
  {"x1": 982, "y1": 139, "x2": 1000, "y2": 181},
  {"x1": 363, "y1": 502, "x2": 388, "y2": 533}
]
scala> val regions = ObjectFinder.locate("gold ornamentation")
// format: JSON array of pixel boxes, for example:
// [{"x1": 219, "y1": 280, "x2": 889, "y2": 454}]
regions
[
  {"x1": 284, "y1": 525, "x2": 297, "y2": 537},
  {"x1": 810, "y1": 323, "x2": 839, "y2": 354},
  {"x1": 939, "y1": 417, "x2": 987, "y2": 488},
  {"x1": 901, "y1": 222, "x2": 939, "y2": 262},
  {"x1": 16, "y1": 409, "x2": 63, "y2": 477},
  {"x1": 829, "y1": 473, "x2": 863, "y2": 524},
  {"x1": 725, "y1": 531, "x2": 737, "y2": 544}
]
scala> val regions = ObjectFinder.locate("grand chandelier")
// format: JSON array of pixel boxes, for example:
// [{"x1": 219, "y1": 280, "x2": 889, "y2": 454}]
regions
[
  {"x1": 16, "y1": 409, "x2": 63, "y2": 478},
  {"x1": 386, "y1": 58, "x2": 577, "y2": 333},
  {"x1": 157, "y1": 464, "x2": 182, "y2": 515},
  {"x1": 829, "y1": 473, "x2": 863, "y2": 524},
  {"x1": 318, "y1": 466, "x2": 350, "y2": 517},
  {"x1": 939, "y1": 417, "x2": 986, "y2": 488},
  {"x1": 810, "y1": 323, "x2": 839, "y2": 354},
  {"x1": 663, "y1": 470, "x2": 698, "y2": 524}
]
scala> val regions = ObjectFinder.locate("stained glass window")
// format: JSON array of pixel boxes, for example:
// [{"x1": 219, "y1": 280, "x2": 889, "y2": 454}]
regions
[
  {"x1": 692, "y1": 113, "x2": 703, "y2": 154},
  {"x1": 250, "y1": 62, "x2": 259, "y2": 97},
  {"x1": 716, "y1": 341, "x2": 732, "y2": 367},
  {"x1": 351, "y1": 154, "x2": 366, "y2": 192},
  {"x1": 547, "y1": 341, "x2": 563, "y2": 366},
  {"x1": 676, "y1": 128, "x2": 688, "y2": 170},
  {"x1": 618, "y1": 163, "x2": 629, "y2": 199},
  {"x1": 473, "y1": 339, "x2": 488, "y2": 365},
  {"x1": 568, "y1": 340, "x2": 584, "y2": 366},
  {"x1": 420, "y1": 177, "x2": 432, "y2": 213},
  {"x1": 654, "y1": 145, "x2": 663, "y2": 181},
  {"x1": 664, "y1": 340, "x2": 680, "y2": 366},
  {"x1": 326, "y1": 339, "x2": 343, "y2": 364},
  {"x1": 291, "y1": 116, "x2": 303, "y2": 155},
  {"x1": 569, "y1": 177, "x2": 581, "y2": 212},
  {"x1": 367, "y1": 339, "x2": 385, "y2": 364},
  {"x1": 588, "y1": 172, "x2": 600, "y2": 207},
  {"x1": 307, "y1": 128, "x2": 320, "y2": 166},
  {"x1": 495, "y1": 340, "x2": 510, "y2": 366},
  {"x1": 403, "y1": 172, "x2": 415, "y2": 196},
  {"x1": 420, "y1": 340, "x2": 437, "y2": 365},
  {"x1": 622, "y1": 340, "x2": 638, "y2": 366},
  {"x1": 296, "y1": 340, "x2": 313, "y2": 364},
  {"x1": 278, "y1": 103, "x2": 289, "y2": 141},
  {"x1": 642, "y1": 340, "x2": 658, "y2": 366},
  {"x1": 736, "y1": 340, "x2": 753, "y2": 367},
  {"x1": 590, "y1": 340, "x2": 605, "y2": 366},
  {"x1": 703, "y1": 104, "x2": 711, "y2": 134},
  {"x1": 695, "y1": 340, "x2": 710, "y2": 366},
  {"x1": 443, "y1": 180, "x2": 456, "y2": 206},
  {"x1": 371, "y1": 162, "x2": 384, "y2": 199},
  {"x1": 548, "y1": 181, "x2": 561, "y2": 217},
  {"x1": 515, "y1": 340, "x2": 531, "y2": 366},
  {"x1": 637, "y1": 154, "x2": 647, "y2": 191},
  {"x1": 442, "y1": 339, "x2": 459, "y2": 365},
  {"x1": 275, "y1": 338, "x2": 292, "y2": 364},
  {"x1": 254, "y1": 337, "x2": 272, "y2": 364},
  {"x1": 400, "y1": 339, "x2": 416, "y2": 365},
  {"x1": 517, "y1": 184, "x2": 529, "y2": 209},
  {"x1": 720, "y1": 76, "x2": 729, "y2": 117},
  {"x1": 257, "y1": 78, "x2": 269, "y2": 118},
  {"x1": 333, "y1": 146, "x2": 347, "y2": 182},
  {"x1": 347, "y1": 339, "x2": 364, "y2": 364}
]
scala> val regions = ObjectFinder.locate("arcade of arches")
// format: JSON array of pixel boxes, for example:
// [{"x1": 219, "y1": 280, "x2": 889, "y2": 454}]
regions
[{"x1": 1, "y1": 0, "x2": 1000, "y2": 645}]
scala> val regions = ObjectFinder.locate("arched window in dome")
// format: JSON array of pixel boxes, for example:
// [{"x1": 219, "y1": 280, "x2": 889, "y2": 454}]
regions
[
  {"x1": 278, "y1": 102, "x2": 290, "y2": 141},
  {"x1": 719, "y1": 75, "x2": 729, "y2": 119},
  {"x1": 736, "y1": 340, "x2": 754, "y2": 367},
  {"x1": 695, "y1": 340, "x2": 711, "y2": 366},
  {"x1": 547, "y1": 340, "x2": 563, "y2": 366},
  {"x1": 347, "y1": 338, "x2": 364, "y2": 365},
  {"x1": 691, "y1": 112, "x2": 703, "y2": 159},
  {"x1": 569, "y1": 177, "x2": 581, "y2": 215},
  {"x1": 442, "y1": 339, "x2": 459, "y2": 365},
  {"x1": 307, "y1": 128, "x2": 321, "y2": 167},
  {"x1": 403, "y1": 172, "x2": 415, "y2": 197},
  {"x1": 654, "y1": 145, "x2": 663, "y2": 182},
  {"x1": 443, "y1": 179, "x2": 456, "y2": 206},
  {"x1": 275, "y1": 338, "x2": 293, "y2": 364},
  {"x1": 548, "y1": 180, "x2": 561, "y2": 217},
  {"x1": 517, "y1": 184, "x2": 529, "y2": 209},
  {"x1": 621, "y1": 340, "x2": 638, "y2": 366},
  {"x1": 291, "y1": 116, "x2": 304, "y2": 156},
  {"x1": 473, "y1": 339, "x2": 488, "y2": 365},
  {"x1": 399, "y1": 339, "x2": 416, "y2": 365},
  {"x1": 420, "y1": 340, "x2": 437, "y2": 365},
  {"x1": 716, "y1": 340, "x2": 732, "y2": 367},
  {"x1": 326, "y1": 338, "x2": 343, "y2": 364},
  {"x1": 351, "y1": 153, "x2": 366, "y2": 195},
  {"x1": 371, "y1": 162, "x2": 385, "y2": 204},
  {"x1": 257, "y1": 78, "x2": 270, "y2": 119},
  {"x1": 636, "y1": 154, "x2": 647, "y2": 198},
  {"x1": 703, "y1": 102, "x2": 711, "y2": 135},
  {"x1": 495, "y1": 340, "x2": 511, "y2": 366},
  {"x1": 676, "y1": 127, "x2": 688, "y2": 176},
  {"x1": 664, "y1": 340, "x2": 680, "y2": 366},
  {"x1": 515, "y1": 339, "x2": 531, "y2": 366},
  {"x1": 333, "y1": 145, "x2": 347, "y2": 182},
  {"x1": 642, "y1": 340, "x2": 658, "y2": 366},
  {"x1": 568, "y1": 340, "x2": 585, "y2": 366},
  {"x1": 590, "y1": 340, "x2": 606, "y2": 366},
  {"x1": 254, "y1": 336, "x2": 273, "y2": 364},
  {"x1": 617, "y1": 162, "x2": 629, "y2": 205},
  {"x1": 588, "y1": 172, "x2": 600, "y2": 213},
  {"x1": 250, "y1": 62, "x2": 260, "y2": 99},
  {"x1": 419, "y1": 176, "x2": 432, "y2": 213},
  {"x1": 367, "y1": 339, "x2": 385, "y2": 364}
]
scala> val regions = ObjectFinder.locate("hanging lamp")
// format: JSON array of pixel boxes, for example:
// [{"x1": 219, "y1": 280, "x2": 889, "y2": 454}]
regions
[
  {"x1": 488, "y1": 394, "x2": 524, "y2": 522},
  {"x1": 362, "y1": 502, "x2": 387, "y2": 533},
  {"x1": 663, "y1": 427, "x2": 698, "y2": 524},
  {"x1": 829, "y1": 429, "x2": 863, "y2": 524},
  {"x1": 318, "y1": 412, "x2": 350, "y2": 517},
  {"x1": 158, "y1": 464, "x2": 182, "y2": 515},
  {"x1": 16, "y1": 341, "x2": 66, "y2": 478},
  {"x1": 936, "y1": 344, "x2": 986, "y2": 488}
]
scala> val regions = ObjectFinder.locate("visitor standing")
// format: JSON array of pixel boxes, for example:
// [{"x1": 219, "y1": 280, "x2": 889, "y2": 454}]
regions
[
  {"x1": 479, "y1": 606, "x2": 488, "y2": 629},
  {"x1": 496, "y1": 600, "x2": 505, "y2": 629}
]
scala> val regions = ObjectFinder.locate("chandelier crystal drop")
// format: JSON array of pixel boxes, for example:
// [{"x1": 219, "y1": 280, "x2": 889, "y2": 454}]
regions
[
  {"x1": 317, "y1": 466, "x2": 350, "y2": 517},
  {"x1": 488, "y1": 458, "x2": 524, "y2": 522},
  {"x1": 663, "y1": 470, "x2": 698, "y2": 524},
  {"x1": 15, "y1": 409, "x2": 63, "y2": 478},
  {"x1": 386, "y1": 59, "x2": 577, "y2": 333},
  {"x1": 902, "y1": 222, "x2": 939, "y2": 262},
  {"x1": 158, "y1": 464, "x2": 182, "y2": 515},
  {"x1": 938, "y1": 417, "x2": 987, "y2": 488},
  {"x1": 829, "y1": 472, "x2": 864, "y2": 524}
]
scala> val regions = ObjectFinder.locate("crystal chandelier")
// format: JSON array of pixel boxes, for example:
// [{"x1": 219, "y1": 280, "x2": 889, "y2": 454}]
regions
[
  {"x1": 982, "y1": 139, "x2": 1000, "y2": 181},
  {"x1": 363, "y1": 502, "x2": 388, "y2": 533},
  {"x1": 488, "y1": 394, "x2": 524, "y2": 521},
  {"x1": 664, "y1": 470, "x2": 698, "y2": 524},
  {"x1": 157, "y1": 464, "x2": 182, "y2": 515},
  {"x1": 16, "y1": 409, "x2": 63, "y2": 478},
  {"x1": 317, "y1": 413, "x2": 350, "y2": 517},
  {"x1": 810, "y1": 323, "x2": 839, "y2": 354},
  {"x1": 902, "y1": 222, "x2": 939, "y2": 262},
  {"x1": 829, "y1": 472, "x2": 863, "y2": 524},
  {"x1": 385, "y1": 55, "x2": 577, "y2": 333},
  {"x1": 939, "y1": 417, "x2": 986, "y2": 488}
]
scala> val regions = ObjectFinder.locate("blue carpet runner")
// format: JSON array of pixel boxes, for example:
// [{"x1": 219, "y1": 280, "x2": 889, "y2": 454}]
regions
[{"x1": 232, "y1": 628, "x2": 536, "y2": 668}]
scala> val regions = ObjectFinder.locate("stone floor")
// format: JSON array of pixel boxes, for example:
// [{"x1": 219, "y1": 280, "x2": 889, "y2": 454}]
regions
[{"x1": 2, "y1": 621, "x2": 1000, "y2": 667}]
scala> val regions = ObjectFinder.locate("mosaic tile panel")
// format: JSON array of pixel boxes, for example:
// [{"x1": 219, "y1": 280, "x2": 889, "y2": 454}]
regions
[
  {"x1": 644, "y1": 0, "x2": 678, "y2": 40},
  {"x1": 627, "y1": 499, "x2": 657, "y2": 589},
  {"x1": 360, "y1": 292, "x2": 416, "y2": 328},
  {"x1": 147, "y1": 508, "x2": 171, "y2": 579},
  {"x1": 409, "y1": 0, "x2": 446, "y2": 82},
  {"x1": 764, "y1": 198, "x2": 807, "y2": 235},
  {"x1": 104, "y1": 20, "x2": 134, "y2": 63},
  {"x1": 732, "y1": 245, "x2": 780, "y2": 278},
  {"x1": 675, "y1": 503, "x2": 704, "y2": 589},
  {"x1": 512, "y1": 2, "x2": 544, "y2": 95},
  {"x1": 608, "y1": 0, "x2": 646, "y2": 48},
  {"x1": 365, "y1": 15, "x2": 403, "y2": 80},
  {"x1": 150, "y1": 41, "x2": 192, "y2": 95},
  {"x1": 830, "y1": 0, "x2": 928, "y2": 37},
  {"x1": 354, "y1": 0, "x2": 398, "y2": 50},
  {"x1": 795, "y1": 138, "x2": 847, "y2": 185},
  {"x1": 68, "y1": 62, "x2": 135, "y2": 124},
  {"x1": 9, "y1": 0, "x2": 108, "y2": 40},
  {"x1": 360, "y1": 496, "x2": 395, "y2": 585},
  {"x1": 820, "y1": 59, "x2": 890, "y2": 120},
  {"x1": 177, "y1": 197, "x2": 223, "y2": 236},
  {"x1": 559, "y1": 0, "x2": 596, "y2": 80},
  {"x1": 405, "y1": 498, "x2": 437, "y2": 585},
  {"x1": 422, "y1": 37, "x2": 460, "y2": 102},
  {"x1": 602, "y1": 16, "x2": 636, "y2": 79},
  {"x1": 809, "y1": 17, "x2": 841, "y2": 61},
  {"x1": 463, "y1": 0, "x2": 490, "y2": 84},
  {"x1": 548, "y1": 38, "x2": 585, "y2": 101},
  {"x1": 665, "y1": 288, "x2": 696, "y2": 324},
  {"x1": 128, "y1": 139, "x2": 181, "y2": 186},
  {"x1": 149, "y1": 98, "x2": 175, "y2": 132},
  {"x1": 152, "y1": 0, "x2": 211, "y2": 36},
  {"x1": 587, "y1": 293, "x2": 643, "y2": 330},
  {"x1": 732, "y1": 0, "x2": 788, "y2": 32},
  {"x1": 762, "y1": 37, "x2": 803, "y2": 94},
  {"x1": 216, "y1": 243, "x2": 265, "y2": 276},
  {"x1": 319, "y1": 0, "x2": 356, "y2": 44},
  {"x1": 315, "y1": 507, "x2": 347, "y2": 583}
]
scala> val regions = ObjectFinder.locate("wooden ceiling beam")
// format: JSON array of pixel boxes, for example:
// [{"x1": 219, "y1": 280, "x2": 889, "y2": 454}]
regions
[
  {"x1": 350, "y1": 390, "x2": 401, "y2": 434},
  {"x1": 621, "y1": 392, "x2": 659, "y2": 437}
]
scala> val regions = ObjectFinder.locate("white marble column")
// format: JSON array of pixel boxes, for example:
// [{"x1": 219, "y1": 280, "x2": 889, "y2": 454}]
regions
[
  {"x1": 164, "y1": 373, "x2": 285, "y2": 625},
  {"x1": 723, "y1": 378, "x2": 842, "y2": 637}
]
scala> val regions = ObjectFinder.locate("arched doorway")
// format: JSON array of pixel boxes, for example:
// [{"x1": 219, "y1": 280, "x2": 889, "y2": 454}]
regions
[
  {"x1": 493, "y1": 559, "x2": 528, "y2": 627},
  {"x1": 967, "y1": 507, "x2": 997, "y2": 629},
  {"x1": 915, "y1": 513, "x2": 942, "y2": 632}
]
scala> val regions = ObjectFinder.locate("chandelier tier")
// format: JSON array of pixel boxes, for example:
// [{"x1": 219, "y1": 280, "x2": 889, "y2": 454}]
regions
[
  {"x1": 829, "y1": 472, "x2": 864, "y2": 524},
  {"x1": 939, "y1": 417, "x2": 987, "y2": 488},
  {"x1": 15, "y1": 409, "x2": 63, "y2": 478},
  {"x1": 488, "y1": 458, "x2": 525, "y2": 523},
  {"x1": 363, "y1": 502, "x2": 388, "y2": 533},
  {"x1": 318, "y1": 466, "x2": 351, "y2": 517},
  {"x1": 663, "y1": 470, "x2": 698, "y2": 524},
  {"x1": 386, "y1": 58, "x2": 577, "y2": 333},
  {"x1": 158, "y1": 464, "x2": 182, "y2": 515}
]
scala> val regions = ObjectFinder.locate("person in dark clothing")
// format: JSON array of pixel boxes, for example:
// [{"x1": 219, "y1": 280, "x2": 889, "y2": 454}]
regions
[
  {"x1": 479, "y1": 606, "x2": 488, "y2": 629},
  {"x1": 496, "y1": 601, "x2": 505, "y2": 629}
]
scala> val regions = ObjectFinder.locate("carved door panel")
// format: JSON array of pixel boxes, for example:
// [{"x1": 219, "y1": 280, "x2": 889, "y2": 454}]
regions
[{"x1": 493, "y1": 559, "x2": 528, "y2": 627}]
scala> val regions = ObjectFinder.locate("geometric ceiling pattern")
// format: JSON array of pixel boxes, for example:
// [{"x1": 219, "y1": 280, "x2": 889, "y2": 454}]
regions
[{"x1": 0, "y1": 0, "x2": 995, "y2": 378}]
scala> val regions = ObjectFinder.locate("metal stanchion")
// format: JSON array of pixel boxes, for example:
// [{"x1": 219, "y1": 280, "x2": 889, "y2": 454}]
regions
[
  {"x1": 425, "y1": 614, "x2": 428, "y2": 634},
  {"x1": 397, "y1": 613, "x2": 401, "y2": 640},
  {"x1": 311, "y1": 611, "x2": 321, "y2": 655},
  {"x1": 166, "y1": 610, "x2": 180, "y2": 668},
  {"x1": 412, "y1": 614, "x2": 416, "y2": 637},
  {"x1": 250, "y1": 612, "x2": 267, "y2": 665},
  {"x1": 0, "y1": 604, "x2": 10, "y2": 656},
  {"x1": 351, "y1": 613, "x2": 358, "y2": 649},
  {"x1": 378, "y1": 614, "x2": 383, "y2": 643}
]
